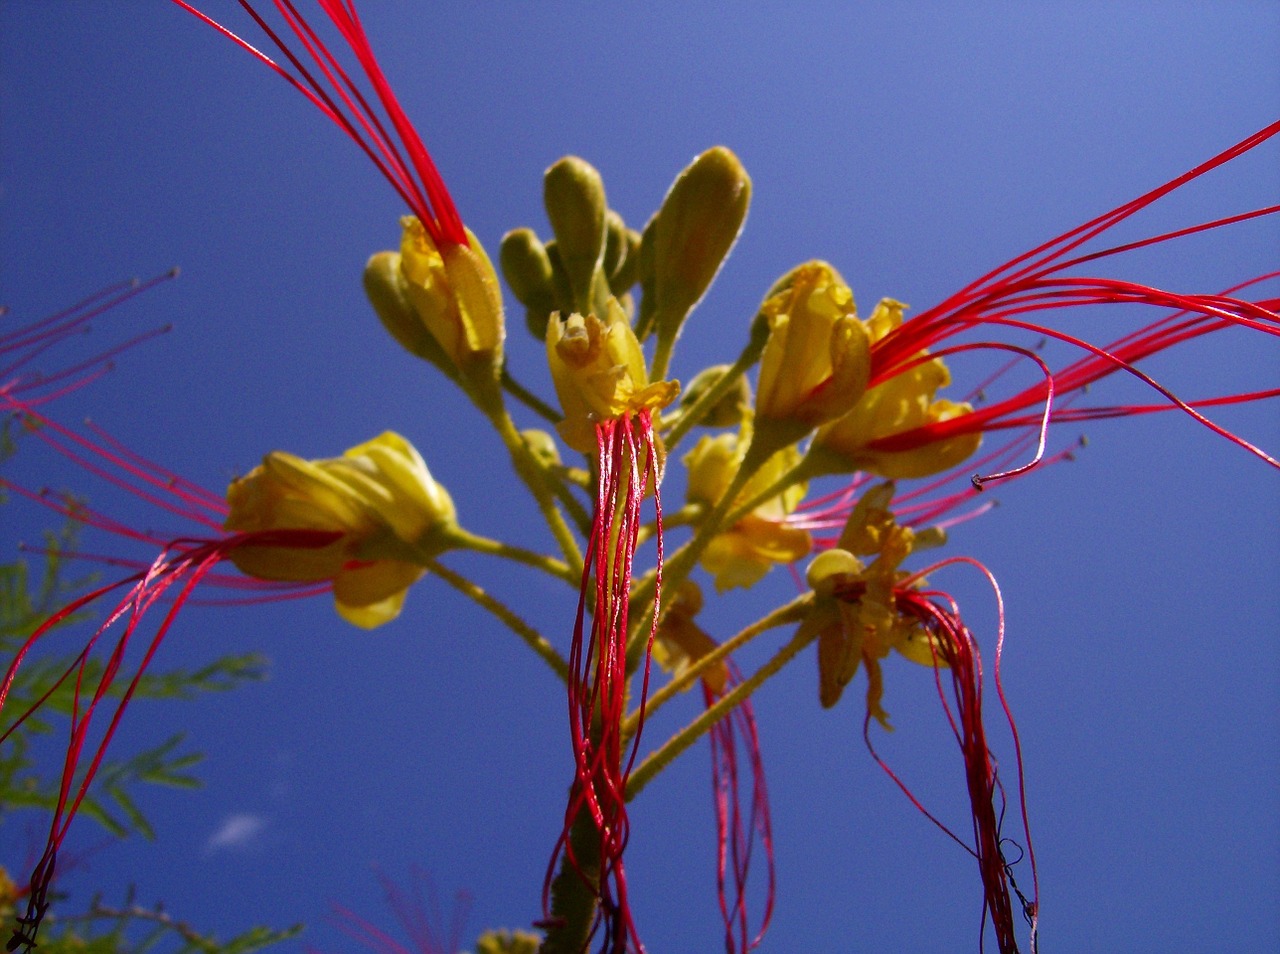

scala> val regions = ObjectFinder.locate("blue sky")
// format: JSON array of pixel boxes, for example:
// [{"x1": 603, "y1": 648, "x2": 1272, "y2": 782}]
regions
[{"x1": 2, "y1": 2, "x2": 1278, "y2": 952}]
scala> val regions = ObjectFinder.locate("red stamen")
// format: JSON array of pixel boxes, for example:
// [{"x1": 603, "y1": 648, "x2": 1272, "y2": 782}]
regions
[
  {"x1": 545, "y1": 410, "x2": 663, "y2": 952},
  {"x1": 2, "y1": 272, "x2": 176, "y2": 403},
  {"x1": 851, "y1": 558, "x2": 1037, "y2": 954},
  {"x1": 1, "y1": 400, "x2": 349, "y2": 950},
  {"x1": 703, "y1": 662, "x2": 774, "y2": 954},
  {"x1": 170, "y1": 1, "x2": 467, "y2": 247},
  {"x1": 858, "y1": 123, "x2": 1280, "y2": 479}
]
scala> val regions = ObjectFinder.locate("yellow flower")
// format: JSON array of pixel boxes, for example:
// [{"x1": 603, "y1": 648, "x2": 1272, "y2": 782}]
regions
[
  {"x1": 545, "y1": 297, "x2": 679, "y2": 453},
  {"x1": 684, "y1": 427, "x2": 811, "y2": 591},
  {"x1": 801, "y1": 483, "x2": 944, "y2": 720},
  {"x1": 398, "y1": 216, "x2": 505, "y2": 374},
  {"x1": 810, "y1": 299, "x2": 981, "y2": 479},
  {"x1": 755, "y1": 262, "x2": 870, "y2": 441},
  {"x1": 224, "y1": 431, "x2": 456, "y2": 629}
]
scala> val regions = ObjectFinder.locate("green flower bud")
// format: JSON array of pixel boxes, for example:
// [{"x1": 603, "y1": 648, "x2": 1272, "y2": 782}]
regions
[
  {"x1": 543, "y1": 156, "x2": 608, "y2": 314},
  {"x1": 500, "y1": 228, "x2": 561, "y2": 340},
  {"x1": 680, "y1": 364, "x2": 752, "y2": 428},
  {"x1": 641, "y1": 146, "x2": 752, "y2": 353}
]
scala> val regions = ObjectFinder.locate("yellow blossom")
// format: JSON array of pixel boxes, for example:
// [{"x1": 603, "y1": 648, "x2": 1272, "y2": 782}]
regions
[
  {"x1": 801, "y1": 483, "x2": 944, "y2": 720},
  {"x1": 224, "y1": 431, "x2": 456, "y2": 629},
  {"x1": 545, "y1": 297, "x2": 679, "y2": 453},
  {"x1": 684, "y1": 426, "x2": 811, "y2": 591},
  {"x1": 755, "y1": 262, "x2": 870, "y2": 442},
  {"x1": 398, "y1": 216, "x2": 505, "y2": 375},
  {"x1": 810, "y1": 298, "x2": 981, "y2": 479}
]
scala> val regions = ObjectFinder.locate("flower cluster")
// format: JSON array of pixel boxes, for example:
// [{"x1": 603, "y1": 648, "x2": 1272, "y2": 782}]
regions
[{"x1": 2, "y1": 3, "x2": 1276, "y2": 953}]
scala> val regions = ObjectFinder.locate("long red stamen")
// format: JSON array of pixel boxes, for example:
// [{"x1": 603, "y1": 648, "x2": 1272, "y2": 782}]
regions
[
  {"x1": 703, "y1": 663, "x2": 774, "y2": 954},
  {"x1": 1, "y1": 401, "x2": 349, "y2": 950},
  {"x1": 876, "y1": 120, "x2": 1280, "y2": 371},
  {"x1": 546, "y1": 410, "x2": 662, "y2": 952},
  {"x1": 170, "y1": 1, "x2": 467, "y2": 247},
  {"x1": 1, "y1": 525, "x2": 341, "y2": 952},
  {"x1": 861, "y1": 123, "x2": 1279, "y2": 479}
]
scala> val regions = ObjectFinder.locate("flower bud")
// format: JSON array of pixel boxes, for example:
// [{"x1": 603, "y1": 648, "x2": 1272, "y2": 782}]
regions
[
  {"x1": 640, "y1": 147, "x2": 751, "y2": 352},
  {"x1": 755, "y1": 262, "x2": 871, "y2": 444},
  {"x1": 679, "y1": 364, "x2": 752, "y2": 428},
  {"x1": 363, "y1": 251, "x2": 459, "y2": 379},
  {"x1": 521, "y1": 428, "x2": 562, "y2": 469},
  {"x1": 544, "y1": 156, "x2": 609, "y2": 313},
  {"x1": 545, "y1": 298, "x2": 679, "y2": 453},
  {"x1": 224, "y1": 431, "x2": 456, "y2": 628},
  {"x1": 500, "y1": 228, "x2": 560, "y2": 339},
  {"x1": 399, "y1": 217, "x2": 505, "y2": 376}
]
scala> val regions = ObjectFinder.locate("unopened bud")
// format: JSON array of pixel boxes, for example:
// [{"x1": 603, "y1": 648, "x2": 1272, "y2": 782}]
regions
[
  {"x1": 642, "y1": 147, "x2": 751, "y2": 350},
  {"x1": 544, "y1": 156, "x2": 608, "y2": 313},
  {"x1": 680, "y1": 364, "x2": 752, "y2": 428},
  {"x1": 805, "y1": 548, "x2": 863, "y2": 597},
  {"x1": 521, "y1": 428, "x2": 562, "y2": 469},
  {"x1": 500, "y1": 228, "x2": 560, "y2": 339}
]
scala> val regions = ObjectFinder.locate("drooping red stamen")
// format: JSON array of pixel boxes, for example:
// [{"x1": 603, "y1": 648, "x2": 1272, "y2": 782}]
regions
[
  {"x1": 170, "y1": 0, "x2": 467, "y2": 247},
  {"x1": 702, "y1": 663, "x2": 774, "y2": 954},
  {"x1": 544, "y1": 410, "x2": 663, "y2": 952},
  {"x1": 852, "y1": 560, "x2": 1037, "y2": 954},
  {"x1": 0, "y1": 525, "x2": 342, "y2": 952}
]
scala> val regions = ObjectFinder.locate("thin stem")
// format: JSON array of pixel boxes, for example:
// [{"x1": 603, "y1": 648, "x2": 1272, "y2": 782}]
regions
[
  {"x1": 663, "y1": 317, "x2": 770, "y2": 452},
  {"x1": 447, "y1": 527, "x2": 577, "y2": 584},
  {"x1": 625, "y1": 623, "x2": 818, "y2": 801},
  {"x1": 649, "y1": 331, "x2": 676, "y2": 385},
  {"x1": 501, "y1": 365, "x2": 561, "y2": 424},
  {"x1": 427, "y1": 559, "x2": 569, "y2": 682},
  {"x1": 622, "y1": 594, "x2": 811, "y2": 738},
  {"x1": 486, "y1": 407, "x2": 585, "y2": 570}
]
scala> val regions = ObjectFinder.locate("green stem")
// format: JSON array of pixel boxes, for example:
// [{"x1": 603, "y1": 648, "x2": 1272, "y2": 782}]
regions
[
  {"x1": 623, "y1": 594, "x2": 811, "y2": 739},
  {"x1": 662, "y1": 312, "x2": 770, "y2": 452},
  {"x1": 624, "y1": 433, "x2": 777, "y2": 669},
  {"x1": 427, "y1": 559, "x2": 569, "y2": 682},
  {"x1": 501, "y1": 366, "x2": 562, "y2": 424},
  {"x1": 447, "y1": 527, "x2": 577, "y2": 585},
  {"x1": 649, "y1": 328, "x2": 677, "y2": 384},
  {"x1": 625, "y1": 622, "x2": 818, "y2": 801},
  {"x1": 486, "y1": 407, "x2": 585, "y2": 571},
  {"x1": 538, "y1": 805, "x2": 602, "y2": 954}
]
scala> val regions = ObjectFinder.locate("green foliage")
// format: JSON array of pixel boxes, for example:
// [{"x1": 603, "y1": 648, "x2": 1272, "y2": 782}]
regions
[{"x1": 2, "y1": 888, "x2": 301, "y2": 954}]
